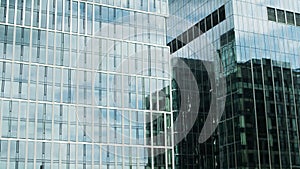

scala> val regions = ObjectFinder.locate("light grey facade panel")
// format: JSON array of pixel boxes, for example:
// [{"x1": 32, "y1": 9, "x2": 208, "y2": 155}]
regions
[{"x1": 0, "y1": 0, "x2": 173, "y2": 168}]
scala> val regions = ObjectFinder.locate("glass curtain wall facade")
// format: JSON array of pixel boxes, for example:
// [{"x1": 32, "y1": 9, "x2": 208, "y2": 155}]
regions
[
  {"x1": 0, "y1": 0, "x2": 173, "y2": 168},
  {"x1": 167, "y1": 0, "x2": 300, "y2": 169},
  {"x1": 171, "y1": 58, "x2": 218, "y2": 169},
  {"x1": 167, "y1": 0, "x2": 233, "y2": 168}
]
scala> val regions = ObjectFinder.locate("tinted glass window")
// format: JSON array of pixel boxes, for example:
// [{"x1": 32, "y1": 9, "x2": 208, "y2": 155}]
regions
[
  {"x1": 206, "y1": 15, "x2": 212, "y2": 30},
  {"x1": 220, "y1": 29, "x2": 235, "y2": 47},
  {"x1": 267, "y1": 7, "x2": 276, "y2": 21},
  {"x1": 277, "y1": 9, "x2": 285, "y2": 23},
  {"x1": 220, "y1": 33, "x2": 227, "y2": 46},
  {"x1": 228, "y1": 29, "x2": 235, "y2": 42},
  {"x1": 170, "y1": 40, "x2": 176, "y2": 53},
  {"x1": 193, "y1": 24, "x2": 200, "y2": 37},
  {"x1": 187, "y1": 27, "x2": 194, "y2": 42},
  {"x1": 176, "y1": 39, "x2": 184, "y2": 49},
  {"x1": 286, "y1": 11, "x2": 294, "y2": 25},
  {"x1": 212, "y1": 10, "x2": 218, "y2": 26},
  {"x1": 181, "y1": 31, "x2": 188, "y2": 44},
  {"x1": 219, "y1": 6, "x2": 226, "y2": 22},
  {"x1": 295, "y1": 13, "x2": 300, "y2": 26},
  {"x1": 199, "y1": 20, "x2": 205, "y2": 33}
]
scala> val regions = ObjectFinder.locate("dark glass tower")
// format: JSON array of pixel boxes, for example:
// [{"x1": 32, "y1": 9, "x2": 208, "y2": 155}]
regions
[{"x1": 167, "y1": 0, "x2": 300, "y2": 168}]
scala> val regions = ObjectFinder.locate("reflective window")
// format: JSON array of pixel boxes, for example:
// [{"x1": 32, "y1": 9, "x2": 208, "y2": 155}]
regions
[
  {"x1": 267, "y1": 7, "x2": 300, "y2": 28},
  {"x1": 219, "y1": 5, "x2": 226, "y2": 22},
  {"x1": 0, "y1": 0, "x2": 170, "y2": 168},
  {"x1": 167, "y1": 5, "x2": 226, "y2": 53},
  {"x1": 296, "y1": 13, "x2": 300, "y2": 26},
  {"x1": 267, "y1": 7, "x2": 276, "y2": 21},
  {"x1": 286, "y1": 11, "x2": 294, "y2": 25},
  {"x1": 72, "y1": 1, "x2": 78, "y2": 33},
  {"x1": 206, "y1": 15, "x2": 212, "y2": 30},
  {"x1": 212, "y1": 10, "x2": 218, "y2": 26},
  {"x1": 241, "y1": 133, "x2": 246, "y2": 145},
  {"x1": 277, "y1": 9, "x2": 285, "y2": 23},
  {"x1": 64, "y1": 0, "x2": 71, "y2": 31},
  {"x1": 199, "y1": 20, "x2": 205, "y2": 33}
]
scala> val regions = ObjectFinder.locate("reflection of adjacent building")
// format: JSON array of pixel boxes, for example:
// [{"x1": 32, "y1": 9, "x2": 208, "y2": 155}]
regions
[
  {"x1": 219, "y1": 57, "x2": 300, "y2": 168},
  {"x1": 219, "y1": 26, "x2": 300, "y2": 168},
  {"x1": 167, "y1": 0, "x2": 300, "y2": 168},
  {"x1": 147, "y1": 58, "x2": 219, "y2": 169},
  {"x1": 145, "y1": 85, "x2": 173, "y2": 169},
  {"x1": 172, "y1": 58, "x2": 219, "y2": 169},
  {"x1": 166, "y1": 50, "x2": 300, "y2": 169}
]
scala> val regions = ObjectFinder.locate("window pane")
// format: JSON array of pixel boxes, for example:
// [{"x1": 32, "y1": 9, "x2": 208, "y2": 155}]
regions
[
  {"x1": 199, "y1": 19, "x2": 205, "y2": 33},
  {"x1": 193, "y1": 24, "x2": 200, "y2": 37},
  {"x1": 228, "y1": 29, "x2": 235, "y2": 42},
  {"x1": 181, "y1": 31, "x2": 187, "y2": 44},
  {"x1": 241, "y1": 133, "x2": 246, "y2": 145},
  {"x1": 212, "y1": 10, "x2": 218, "y2": 26},
  {"x1": 219, "y1": 5, "x2": 226, "y2": 22},
  {"x1": 277, "y1": 9, "x2": 285, "y2": 23},
  {"x1": 206, "y1": 15, "x2": 212, "y2": 30},
  {"x1": 286, "y1": 11, "x2": 294, "y2": 25},
  {"x1": 295, "y1": 13, "x2": 300, "y2": 26},
  {"x1": 220, "y1": 33, "x2": 227, "y2": 46},
  {"x1": 187, "y1": 27, "x2": 194, "y2": 42},
  {"x1": 267, "y1": 7, "x2": 276, "y2": 21}
]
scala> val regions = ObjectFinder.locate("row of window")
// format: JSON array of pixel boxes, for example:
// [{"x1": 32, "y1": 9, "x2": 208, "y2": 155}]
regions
[
  {"x1": 0, "y1": 1, "x2": 164, "y2": 31},
  {"x1": 0, "y1": 61, "x2": 170, "y2": 107},
  {"x1": 0, "y1": 1, "x2": 165, "y2": 44},
  {"x1": 167, "y1": 5, "x2": 226, "y2": 53},
  {"x1": 267, "y1": 7, "x2": 300, "y2": 26},
  {"x1": 0, "y1": 99, "x2": 171, "y2": 145},
  {"x1": 0, "y1": 0, "x2": 167, "y2": 17},
  {"x1": 0, "y1": 25, "x2": 170, "y2": 75},
  {"x1": 0, "y1": 140, "x2": 171, "y2": 168}
]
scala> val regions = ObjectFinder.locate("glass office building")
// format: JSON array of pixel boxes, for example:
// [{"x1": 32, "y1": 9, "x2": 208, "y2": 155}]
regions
[
  {"x1": 0, "y1": 0, "x2": 173, "y2": 168},
  {"x1": 167, "y1": 0, "x2": 300, "y2": 168}
]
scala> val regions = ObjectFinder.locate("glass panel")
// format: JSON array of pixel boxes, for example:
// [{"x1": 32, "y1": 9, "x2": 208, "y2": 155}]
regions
[
  {"x1": 295, "y1": 13, "x2": 300, "y2": 26},
  {"x1": 267, "y1": 7, "x2": 276, "y2": 21},
  {"x1": 205, "y1": 15, "x2": 212, "y2": 30},
  {"x1": 277, "y1": 9, "x2": 285, "y2": 23},
  {"x1": 219, "y1": 5, "x2": 226, "y2": 22},
  {"x1": 286, "y1": 11, "x2": 294, "y2": 25},
  {"x1": 212, "y1": 10, "x2": 218, "y2": 26},
  {"x1": 199, "y1": 19, "x2": 205, "y2": 33},
  {"x1": 240, "y1": 133, "x2": 246, "y2": 145},
  {"x1": 72, "y1": 1, "x2": 78, "y2": 33}
]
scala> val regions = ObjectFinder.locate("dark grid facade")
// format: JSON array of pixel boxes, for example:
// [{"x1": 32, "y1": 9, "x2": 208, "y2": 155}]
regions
[
  {"x1": 167, "y1": 0, "x2": 300, "y2": 168},
  {"x1": 172, "y1": 58, "x2": 218, "y2": 169}
]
